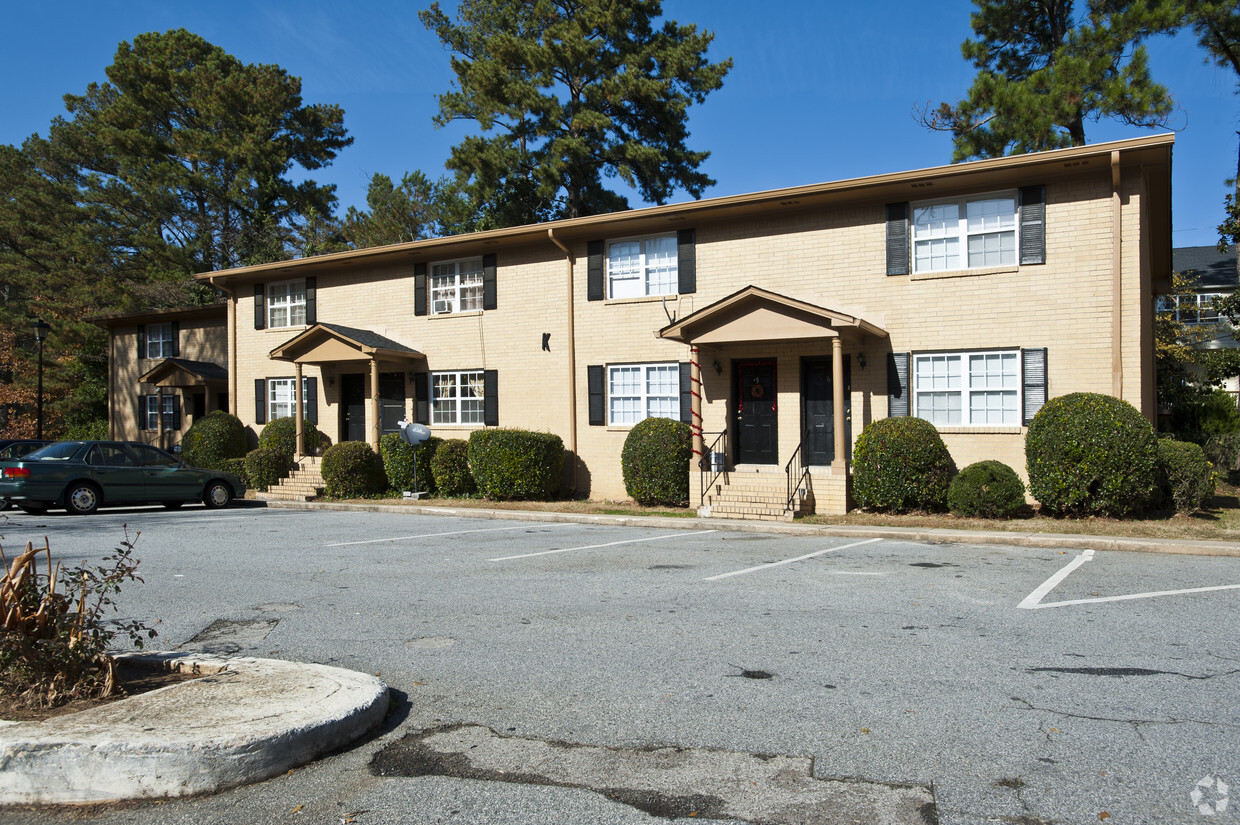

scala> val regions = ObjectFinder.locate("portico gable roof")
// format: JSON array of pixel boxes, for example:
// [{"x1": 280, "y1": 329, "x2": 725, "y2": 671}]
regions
[
  {"x1": 138, "y1": 358, "x2": 228, "y2": 387},
  {"x1": 657, "y1": 286, "x2": 888, "y2": 345},
  {"x1": 268, "y1": 323, "x2": 424, "y2": 365}
]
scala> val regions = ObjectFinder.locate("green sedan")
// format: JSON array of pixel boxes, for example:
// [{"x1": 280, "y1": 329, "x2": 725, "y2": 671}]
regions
[{"x1": 0, "y1": 441, "x2": 246, "y2": 515}]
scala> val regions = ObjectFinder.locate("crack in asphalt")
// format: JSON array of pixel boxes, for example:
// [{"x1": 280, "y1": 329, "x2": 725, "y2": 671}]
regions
[
  {"x1": 1026, "y1": 666, "x2": 1240, "y2": 680},
  {"x1": 1010, "y1": 697, "x2": 1240, "y2": 731}
]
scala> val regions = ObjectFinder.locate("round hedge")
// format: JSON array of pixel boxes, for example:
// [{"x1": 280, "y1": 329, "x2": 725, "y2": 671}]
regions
[
  {"x1": 380, "y1": 433, "x2": 441, "y2": 495},
  {"x1": 257, "y1": 416, "x2": 325, "y2": 460},
  {"x1": 1155, "y1": 439, "x2": 1215, "y2": 514},
  {"x1": 244, "y1": 447, "x2": 290, "y2": 492},
  {"x1": 431, "y1": 439, "x2": 476, "y2": 496},
  {"x1": 853, "y1": 417, "x2": 955, "y2": 512},
  {"x1": 620, "y1": 417, "x2": 692, "y2": 506},
  {"x1": 321, "y1": 442, "x2": 387, "y2": 499},
  {"x1": 467, "y1": 429, "x2": 563, "y2": 501},
  {"x1": 1025, "y1": 393, "x2": 1159, "y2": 517},
  {"x1": 182, "y1": 411, "x2": 247, "y2": 469},
  {"x1": 947, "y1": 460, "x2": 1027, "y2": 519}
]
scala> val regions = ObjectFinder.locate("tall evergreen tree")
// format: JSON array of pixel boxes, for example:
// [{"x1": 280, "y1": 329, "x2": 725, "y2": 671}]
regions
[
  {"x1": 419, "y1": 0, "x2": 731, "y2": 222},
  {"x1": 341, "y1": 172, "x2": 447, "y2": 248},
  {"x1": 920, "y1": 0, "x2": 1179, "y2": 161}
]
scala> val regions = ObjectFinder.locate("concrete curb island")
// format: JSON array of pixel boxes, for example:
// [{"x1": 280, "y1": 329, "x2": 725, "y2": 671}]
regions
[
  {"x1": 261, "y1": 498, "x2": 1240, "y2": 558},
  {"x1": 0, "y1": 652, "x2": 388, "y2": 805}
]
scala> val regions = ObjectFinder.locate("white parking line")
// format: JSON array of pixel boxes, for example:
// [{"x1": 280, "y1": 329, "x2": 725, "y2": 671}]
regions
[
  {"x1": 326, "y1": 523, "x2": 578, "y2": 548},
  {"x1": 704, "y1": 538, "x2": 882, "y2": 581},
  {"x1": 488, "y1": 530, "x2": 717, "y2": 561},
  {"x1": 1019, "y1": 549, "x2": 1240, "y2": 609}
]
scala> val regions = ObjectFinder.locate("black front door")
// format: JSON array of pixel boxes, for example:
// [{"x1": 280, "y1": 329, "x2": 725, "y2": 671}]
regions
[
  {"x1": 341, "y1": 373, "x2": 366, "y2": 442},
  {"x1": 802, "y1": 356, "x2": 851, "y2": 465},
  {"x1": 379, "y1": 372, "x2": 405, "y2": 436},
  {"x1": 736, "y1": 361, "x2": 777, "y2": 464}
]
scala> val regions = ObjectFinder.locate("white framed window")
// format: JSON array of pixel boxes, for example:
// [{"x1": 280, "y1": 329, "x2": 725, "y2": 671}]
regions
[
  {"x1": 914, "y1": 350, "x2": 1020, "y2": 427},
  {"x1": 1158, "y1": 293, "x2": 1226, "y2": 324},
  {"x1": 430, "y1": 258, "x2": 484, "y2": 315},
  {"x1": 146, "y1": 323, "x2": 175, "y2": 359},
  {"x1": 143, "y1": 395, "x2": 176, "y2": 430},
  {"x1": 268, "y1": 378, "x2": 296, "y2": 420},
  {"x1": 607, "y1": 363, "x2": 679, "y2": 425},
  {"x1": 607, "y1": 235, "x2": 677, "y2": 299},
  {"x1": 913, "y1": 193, "x2": 1017, "y2": 274},
  {"x1": 432, "y1": 370, "x2": 486, "y2": 425},
  {"x1": 267, "y1": 280, "x2": 307, "y2": 328}
]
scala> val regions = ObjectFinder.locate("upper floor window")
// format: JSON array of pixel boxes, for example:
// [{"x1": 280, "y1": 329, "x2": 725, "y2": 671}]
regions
[
  {"x1": 268, "y1": 280, "x2": 307, "y2": 328},
  {"x1": 145, "y1": 323, "x2": 175, "y2": 359},
  {"x1": 1158, "y1": 293, "x2": 1227, "y2": 324},
  {"x1": 914, "y1": 350, "x2": 1020, "y2": 427},
  {"x1": 608, "y1": 362, "x2": 679, "y2": 425},
  {"x1": 608, "y1": 235, "x2": 677, "y2": 299},
  {"x1": 431, "y1": 258, "x2": 484, "y2": 315},
  {"x1": 913, "y1": 193, "x2": 1017, "y2": 274}
]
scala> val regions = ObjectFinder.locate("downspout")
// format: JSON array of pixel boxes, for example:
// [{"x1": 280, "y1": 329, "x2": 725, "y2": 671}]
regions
[
  {"x1": 207, "y1": 274, "x2": 238, "y2": 416},
  {"x1": 547, "y1": 228, "x2": 578, "y2": 496},
  {"x1": 1111, "y1": 150, "x2": 1123, "y2": 400}
]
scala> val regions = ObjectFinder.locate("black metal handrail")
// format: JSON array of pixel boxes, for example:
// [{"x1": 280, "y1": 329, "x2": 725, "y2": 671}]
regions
[
  {"x1": 785, "y1": 430, "x2": 811, "y2": 513},
  {"x1": 699, "y1": 430, "x2": 727, "y2": 506}
]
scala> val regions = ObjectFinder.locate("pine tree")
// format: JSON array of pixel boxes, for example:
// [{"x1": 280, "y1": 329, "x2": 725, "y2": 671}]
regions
[{"x1": 420, "y1": 0, "x2": 731, "y2": 222}]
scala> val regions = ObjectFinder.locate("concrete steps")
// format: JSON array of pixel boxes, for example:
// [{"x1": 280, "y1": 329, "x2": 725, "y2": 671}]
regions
[
  {"x1": 698, "y1": 465, "x2": 811, "y2": 522},
  {"x1": 263, "y1": 457, "x2": 325, "y2": 502}
]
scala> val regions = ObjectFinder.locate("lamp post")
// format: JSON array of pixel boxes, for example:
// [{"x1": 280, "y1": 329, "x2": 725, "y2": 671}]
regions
[{"x1": 32, "y1": 319, "x2": 50, "y2": 439}]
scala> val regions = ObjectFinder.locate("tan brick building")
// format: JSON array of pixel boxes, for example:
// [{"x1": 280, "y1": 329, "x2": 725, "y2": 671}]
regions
[{"x1": 105, "y1": 135, "x2": 1174, "y2": 516}]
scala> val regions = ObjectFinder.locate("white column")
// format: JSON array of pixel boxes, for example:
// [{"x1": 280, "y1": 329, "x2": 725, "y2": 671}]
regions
[
  {"x1": 294, "y1": 362, "x2": 304, "y2": 459},
  {"x1": 832, "y1": 336, "x2": 845, "y2": 469}
]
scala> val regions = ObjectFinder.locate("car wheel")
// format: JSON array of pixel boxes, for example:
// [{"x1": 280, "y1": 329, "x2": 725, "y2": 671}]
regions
[
  {"x1": 202, "y1": 480, "x2": 232, "y2": 509},
  {"x1": 162, "y1": 501, "x2": 184, "y2": 510},
  {"x1": 64, "y1": 483, "x2": 101, "y2": 515},
  {"x1": 18, "y1": 504, "x2": 48, "y2": 515}
]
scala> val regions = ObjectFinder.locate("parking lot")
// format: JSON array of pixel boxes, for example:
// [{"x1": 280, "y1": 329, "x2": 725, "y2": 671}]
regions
[{"x1": 1, "y1": 504, "x2": 1237, "y2": 824}]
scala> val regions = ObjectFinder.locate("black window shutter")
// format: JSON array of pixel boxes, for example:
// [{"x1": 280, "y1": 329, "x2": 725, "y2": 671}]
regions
[
  {"x1": 677, "y1": 229, "x2": 696, "y2": 295},
  {"x1": 414, "y1": 372, "x2": 429, "y2": 424},
  {"x1": 587, "y1": 241, "x2": 604, "y2": 301},
  {"x1": 414, "y1": 263, "x2": 428, "y2": 316},
  {"x1": 170, "y1": 394, "x2": 182, "y2": 430},
  {"x1": 1022, "y1": 347, "x2": 1048, "y2": 425},
  {"x1": 254, "y1": 379, "x2": 267, "y2": 425},
  {"x1": 587, "y1": 365, "x2": 605, "y2": 426},
  {"x1": 170, "y1": 321, "x2": 180, "y2": 357},
  {"x1": 136, "y1": 395, "x2": 147, "y2": 431},
  {"x1": 136, "y1": 325, "x2": 146, "y2": 359},
  {"x1": 679, "y1": 362, "x2": 693, "y2": 423},
  {"x1": 254, "y1": 284, "x2": 266, "y2": 330},
  {"x1": 483, "y1": 370, "x2": 499, "y2": 426},
  {"x1": 482, "y1": 254, "x2": 497, "y2": 310},
  {"x1": 886, "y1": 203, "x2": 910, "y2": 276},
  {"x1": 887, "y1": 352, "x2": 910, "y2": 417},
  {"x1": 304, "y1": 376, "x2": 318, "y2": 425},
  {"x1": 305, "y1": 277, "x2": 317, "y2": 325},
  {"x1": 1019, "y1": 186, "x2": 1046, "y2": 265}
]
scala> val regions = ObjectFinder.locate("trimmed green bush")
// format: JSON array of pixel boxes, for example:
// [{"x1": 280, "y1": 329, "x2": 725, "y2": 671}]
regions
[
  {"x1": 257, "y1": 416, "x2": 325, "y2": 460},
  {"x1": 220, "y1": 457, "x2": 248, "y2": 485},
  {"x1": 853, "y1": 417, "x2": 955, "y2": 512},
  {"x1": 380, "y1": 433, "x2": 442, "y2": 494},
  {"x1": 182, "y1": 411, "x2": 247, "y2": 470},
  {"x1": 620, "y1": 417, "x2": 692, "y2": 506},
  {"x1": 321, "y1": 442, "x2": 387, "y2": 499},
  {"x1": 1025, "y1": 393, "x2": 1159, "y2": 518},
  {"x1": 431, "y1": 439, "x2": 476, "y2": 496},
  {"x1": 1156, "y1": 439, "x2": 1215, "y2": 514},
  {"x1": 244, "y1": 447, "x2": 290, "y2": 492},
  {"x1": 468, "y1": 429, "x2": 563, "y2": 501},
  {"x1": 947, "y1": 461, "x2": 1027, "y2": 519}
]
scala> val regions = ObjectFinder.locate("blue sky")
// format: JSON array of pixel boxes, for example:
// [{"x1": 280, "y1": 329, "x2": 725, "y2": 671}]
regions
[{"x1": 2, "y1": 0, "x2": 1235, "y2": 248}]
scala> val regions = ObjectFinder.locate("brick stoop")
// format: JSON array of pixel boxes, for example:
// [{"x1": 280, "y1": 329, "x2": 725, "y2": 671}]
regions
[
  {"x1": 697, "y1": 465, "x2": 812, "y2": 522},
  {"x1": 262, "y1": 456, "x2": 325, "y2": 502}
]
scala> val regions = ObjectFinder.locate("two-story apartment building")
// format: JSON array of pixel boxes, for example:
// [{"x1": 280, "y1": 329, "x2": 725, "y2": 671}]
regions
[{"x1": 103, "y1": 134, "x2": 1172, "y2": 516}]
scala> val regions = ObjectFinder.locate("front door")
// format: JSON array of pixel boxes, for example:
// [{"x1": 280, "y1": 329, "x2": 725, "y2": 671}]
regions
[
  {"x1": 379, "y1": 372, "x2": 405, "y2": 436},
  {"x1": 801, "y1": 356, "x2": 850, "y2": 465},
  {"x1": 736, "y1": 361, "x2": 777, "y2": 464},
  {"x1": 341, "y1": 373, "x2": 366, "y2": 442}
]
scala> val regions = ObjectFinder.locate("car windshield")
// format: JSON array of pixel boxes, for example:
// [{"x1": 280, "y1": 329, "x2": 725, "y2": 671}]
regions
[{"x1": 25, "y1": 442, "x2": 85, "y2": 461}]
